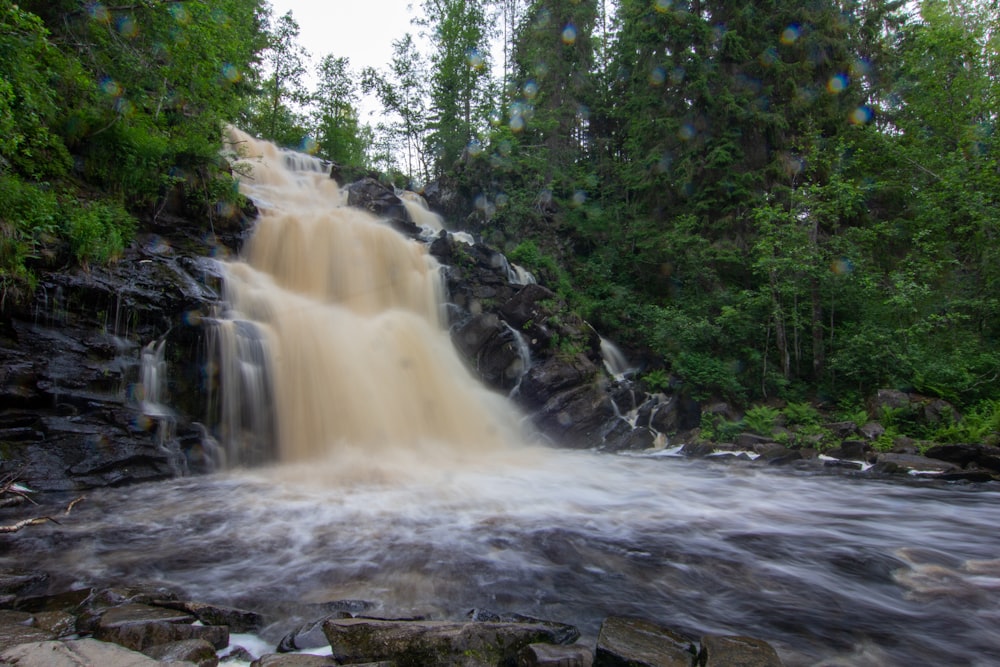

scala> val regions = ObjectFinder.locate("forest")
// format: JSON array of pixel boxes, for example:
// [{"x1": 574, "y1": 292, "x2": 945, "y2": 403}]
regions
[{"x1": 1, "y1": 0, "x2": 997, "y2": 437}]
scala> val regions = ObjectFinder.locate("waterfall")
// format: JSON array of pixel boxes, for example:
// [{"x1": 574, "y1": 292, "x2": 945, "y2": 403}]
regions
[{"x1": 211, "y1": 129, "x2": 524, "y2": 469}]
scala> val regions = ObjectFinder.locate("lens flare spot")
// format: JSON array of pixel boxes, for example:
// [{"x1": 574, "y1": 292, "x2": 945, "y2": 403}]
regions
[
  {"x1": 303, "y1": 137, "x2": 320, "y2": 154},
  {"x1": 467, "y1": 139, "x2": 484, "y2": 156},
  {"x1": 649, "y1": 66, "x2": 666, "y2": 86},
  {"x1": 678, "y1": 124, "x2": 696, "y2": 141},
  {"x1": 781, "y1": 25, "x2": 800, "y2": 44},
  {"x1": 831, "y1": 258, "x2": 854, "y2": 275},
  {"x1": 827, "y1": 74, "x2": 848, "y2": 94},
  {"x1": 100, "y1": 77, "x2": 122, "y2": 97},
  {"x1": 849, "y1": 106, "x2": 873, "y2": 125},
  {"x1": 571, "y1": 190, "x2": 587, "y2": 207},
  {"x1": 654, "y1": 0, "x2": 673, "y2": 13},
  {"x1": 87, "y1": 2, "x2": 110, "y2": 23},
  {"x1": 116, "y1": 15, "x2": 138, "y2": 38},
  {"x1": 169, "y1": 5, "x2": 191, "y2": 24},
  {"x1": 759, "y1": 47, "x2": 779, "y2": 66},
  {"x1": 562, "y1": 24, "x2": 577, "y2": 45},
  {"x1": 222, "y1": 63, "x2": 242, "y2": 83},
  {"x1": 523, "y1": 81, "x2": 539, "y2": 99},
  {"x1": 466, "y1": 48, "x2": 485, "y2": 70},
  {"x1": 510, "y1": 115, "x2": 525, "y2": 132}
]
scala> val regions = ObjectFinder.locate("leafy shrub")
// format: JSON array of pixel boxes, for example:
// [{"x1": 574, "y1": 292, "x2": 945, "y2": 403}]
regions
[
  {"x1": 66, "y1": 200, "x2": 134, "y2": 264},
  {"x1": 641, "y1": 368, "x2": 671, "y2": 393},
  {"x1": 743, "y1": 405, "x2": 780, "y2": 436},
  {"x1": 700, "y1": 412, "x2": 744, "y2": 442},
  {"x1": 783, "y1": 401, "x2": 820, "y2": 426}
]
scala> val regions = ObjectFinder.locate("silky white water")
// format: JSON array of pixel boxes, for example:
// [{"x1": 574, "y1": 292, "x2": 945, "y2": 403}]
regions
[{"x1": 4, "y1": 133, "x2": 998, "y2": 667}]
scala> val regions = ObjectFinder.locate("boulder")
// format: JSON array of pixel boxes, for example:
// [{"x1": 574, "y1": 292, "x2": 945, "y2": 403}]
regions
[
  {"x1": 93, "y1": 603, "x2": 228, "y2": 652},
  {"x1": 697, "y1": 634, "x2": 783, "y2": 666},
  {"x1": 870, "y1": 453, "x2": 959, "y2": 476},
  {"x1": 519, "y1": 642, "x2": 594, "y2": 666},
  {"x1": 0, "y1": 623, "x2": 55, "y2": 652},
  {"x1": 323, "y1": 617, "x2": 571, "y2": 667},
  {"x1": 345, "y1": 178, "x2": 418, "y2": 237},
  {"x1": 0, "y1": 638, "x2": 190, "y2": 666},
  {"x1": 924, "y1": 444, "x2": 1000, "y2": 474},
  {"x1": 594, "y1": 616, "x2": 695, "y2": 667},
  {"x1": 153, "y1": 600, "x2": 263, "y2": 633},
  {"x1": 143, "y1": 638, "x2": 219, "y2": 667},
  {"x1": 250, "y1": 656, "x2": 341, "y2": 667}
]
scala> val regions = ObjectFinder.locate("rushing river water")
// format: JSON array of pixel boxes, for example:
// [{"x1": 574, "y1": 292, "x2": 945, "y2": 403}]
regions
[{"x1": 4, "y1": 454, "x2": 999, "y2": 666}]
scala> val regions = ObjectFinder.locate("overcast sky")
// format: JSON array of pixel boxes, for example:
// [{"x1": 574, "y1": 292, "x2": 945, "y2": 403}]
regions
[{"x1": 268, "y1": 0, "x2": 420, "y2": 73}]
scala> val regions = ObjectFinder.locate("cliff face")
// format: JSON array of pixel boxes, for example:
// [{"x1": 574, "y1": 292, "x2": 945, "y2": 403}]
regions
[{"x1": 0, "y1": 210, "x2": 248, "y2": 491}]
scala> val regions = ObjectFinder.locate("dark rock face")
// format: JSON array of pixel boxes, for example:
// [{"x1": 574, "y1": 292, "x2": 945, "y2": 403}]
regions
[
  {"x1": 0, "y1": 221, "x2": 233, "y2": 491},
  {"x1": 345, "y1": 178, "x2": 420, "y2": 236},
  {"x1": 429, "y1": 232, "x2": 688, "y2": 451}
]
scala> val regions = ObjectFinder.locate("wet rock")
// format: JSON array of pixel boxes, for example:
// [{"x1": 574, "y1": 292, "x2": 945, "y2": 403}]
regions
[
  {"x1": 680, "y1": 441, "x2": 716, "y2": 458},
  {"x1": 697, "y1": 634, "x2": 783, "y2": 666},
  {"x1": 153, "y1": 600, "x2": 263, "y2": 633},
  {"x1": 0, "y1": 638, "x2": 184, "y2": 666},
  {"x1": 870, "y1": 453, "x2": 959, "y2": 476},
  {"x1": 452, "y1": 313, "x2": 526, "y2": 391},
  {"x1": 0, "y1": 570, "x2": 48, "y2": 598},
  {"x1": 732, "y1": 433, "x2": 770, "y2": 449},
  {"x1": 250, "y1": 656, "x2": 341, "y2": 667},
  {"x1": 93, "y1": 603, "x2": 228, "y2": 652},
  {"x1": 345, "y1": 178, "x2": 418, "y2": 237},
  {"x1": 859, "y1": 422, "x2": 885, "y2": 441},
  {"x1": 826, "y1": 440, "x2": 870, "y2": 461},
  {"x1": 519, "y1": 642, "x2": 594, "y2": 666},
  {"x1": 32, "y1": 611, "x2": 75, "y2": 638},
  {"x1": 221, "y1": 646, "x2": 256, "y2": 663},
  {"x1": 823, "y1": 421, "x2": 860, "y2": 439},
  {"x1": 278, "y1": 615, "x2": 350, "y2": 652},
  {"x1": 531, "y1": 384, "x2": 617, "y2": 449},
  {"x1": 323, "y1": 617, "x2": 569, "y2": 667},
  {"x1": 924, "y1": 444, "x2": 1000, "y2": 474},
  {"x1": 467, "y1": 609, "x2": 580, "y2": 645},
  {"x1": 143, "y1": 638, "x2": 219, "y2": 667},
  {"x1": 594, "y1": 616, "x2": 694, "y2": 667},
  {"x1": 0, "y1": 623, "x2": 55, "y2": 652},
  {"x1": 603, "y1": 426, "x2": 657, "y2": 453}
]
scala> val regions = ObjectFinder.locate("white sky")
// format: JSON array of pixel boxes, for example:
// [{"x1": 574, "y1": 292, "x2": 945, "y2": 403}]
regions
[{"x1": 268, "y1": 0, "x2": 420, "y2": 73}]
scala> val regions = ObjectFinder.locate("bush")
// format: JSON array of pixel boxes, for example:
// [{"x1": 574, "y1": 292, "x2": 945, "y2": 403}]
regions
[
  {"x1": 66, "y1": 200, "x2": 134, "y2": 264},
  {"x1": 743, "y1": 405, "x2": 780, "y2": 436}
]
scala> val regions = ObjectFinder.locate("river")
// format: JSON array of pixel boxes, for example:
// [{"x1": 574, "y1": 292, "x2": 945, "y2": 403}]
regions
[{"x1": 4, "y1": 452, "x2": 999, "y2": 666}]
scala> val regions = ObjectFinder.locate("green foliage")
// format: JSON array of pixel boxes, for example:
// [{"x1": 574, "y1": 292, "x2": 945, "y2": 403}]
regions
[
  {"x1": 743, "y1": 406, "x2": 781, "y2": 437},
  {"x1": 699, "y1": 412, "x2": 744, "y2": 443},
  {"x1": 783, "y1": 402, "x2": 821, "y2": 426},
  {"x1": 928, "y1": 400, "x2": 1000, "y2": 445},
  {"x1": 640, "y1": 369, "x2": 671, "y2": 393},
  {"x1": 65, "y1": 200, "x2": 134, "y2": 265}
]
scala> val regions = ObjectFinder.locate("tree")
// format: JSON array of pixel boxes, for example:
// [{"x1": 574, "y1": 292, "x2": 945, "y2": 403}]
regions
[
  {"x1": 311, "y1": 55, "x2": 369, "y2": 167},
  {"x1": 420, "y1": 0, "x2": 495, "y2": 174},
  {"x1": 362, "y1": 33, "x2": 432, "y2": 181},
  {"x1": 242, "y1": 9, "x2": 310, "y2": 147}
]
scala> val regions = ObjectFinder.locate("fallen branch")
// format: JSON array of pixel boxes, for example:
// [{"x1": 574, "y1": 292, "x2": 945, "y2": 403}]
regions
[{"x1": 0, "y1": 474, "x2": 84, "y2": 534}]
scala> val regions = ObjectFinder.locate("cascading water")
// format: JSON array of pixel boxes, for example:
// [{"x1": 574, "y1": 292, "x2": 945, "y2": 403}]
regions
[
  {"x1": 209, "y1": 128, "x2": 523, "y2": 471},
  {"x1": 4, "y1": 132, "x2": 1000, "y2": 667}
]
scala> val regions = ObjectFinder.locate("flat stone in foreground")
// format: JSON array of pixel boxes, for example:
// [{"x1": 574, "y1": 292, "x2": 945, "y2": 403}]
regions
[
  {"x1": 323, "y1": 617, "x2": 569, "y2": 666},
  {"x1": 594, "y1": 616, "x2": 695, "y2": 667},
  {"x1": 698, "y1": 634, "x2": 784, "y2": 666},
  {"x1": 0, "y1": 638, "x2": 194, "y2": 666}
]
